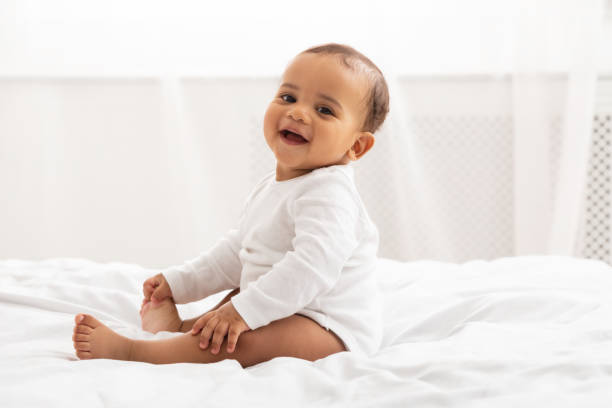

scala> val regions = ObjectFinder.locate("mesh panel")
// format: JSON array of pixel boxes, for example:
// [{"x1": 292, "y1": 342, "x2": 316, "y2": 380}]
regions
[{"x1": 582, "y1": 114, "x2": 612, "y2": 264}]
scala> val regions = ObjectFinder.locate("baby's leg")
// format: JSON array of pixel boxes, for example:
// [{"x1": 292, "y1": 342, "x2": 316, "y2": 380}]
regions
[
  {"x1": 74, "y1": 311, "x2": 346, "y2": 367},
  {"x1": 131, "y1": 313, "x2": 346, "y2": 367}
]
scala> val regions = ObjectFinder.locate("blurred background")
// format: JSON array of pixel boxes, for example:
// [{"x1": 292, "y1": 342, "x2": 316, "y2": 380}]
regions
[{"x1": 1, "y1": 0, "x2": 611, "y2": 268}]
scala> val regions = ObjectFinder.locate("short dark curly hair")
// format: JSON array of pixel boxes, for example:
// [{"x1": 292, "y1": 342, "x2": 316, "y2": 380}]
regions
[{"x1": 299, "y1": 43, "x2": 390, "y2": 134}]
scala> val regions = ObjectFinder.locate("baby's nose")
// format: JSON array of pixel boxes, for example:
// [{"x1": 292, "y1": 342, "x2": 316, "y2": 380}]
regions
[{"x1": 287, "y1": 108, "x2": 308, "y2": 124}]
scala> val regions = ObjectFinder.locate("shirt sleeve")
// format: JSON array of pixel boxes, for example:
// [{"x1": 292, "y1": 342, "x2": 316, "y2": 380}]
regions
[
  {"x1": 230, "y1": 179, "x2": 361, "y2": 330},
  {"x1": 161, "y1": 226, "x2": 243, "y2": 304},
  {"x1": 161, "y1": 174, "x2": 274, "y2": 304}
]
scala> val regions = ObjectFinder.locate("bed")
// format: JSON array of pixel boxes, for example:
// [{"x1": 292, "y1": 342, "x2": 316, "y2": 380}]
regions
[{"x1": 1, "y1": 255, "x2": 612, "y2": 407}]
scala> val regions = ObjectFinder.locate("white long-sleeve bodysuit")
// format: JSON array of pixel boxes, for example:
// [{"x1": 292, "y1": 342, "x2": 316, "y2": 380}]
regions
[{"x1": 162, "y1": 163, "x2": 382, "y2": 357}]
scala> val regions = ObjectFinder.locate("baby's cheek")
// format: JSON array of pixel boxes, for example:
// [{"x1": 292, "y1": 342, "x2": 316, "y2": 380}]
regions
[{"x1": 263, "y1": 105, "x2": 277, "y2": 130}]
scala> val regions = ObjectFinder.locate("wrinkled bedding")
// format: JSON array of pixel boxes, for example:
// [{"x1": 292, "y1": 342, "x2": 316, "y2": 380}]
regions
[{"x1": 1, "y1": 255, "x2": 612, "y2": 407}]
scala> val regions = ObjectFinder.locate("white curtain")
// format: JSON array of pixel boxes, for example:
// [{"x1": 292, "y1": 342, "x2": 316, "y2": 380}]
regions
[
  {"x1": 371, "y1": 0, "x2": 608, "y2": 262},
  {"x1": 0, "y1": 1, "x2": 609, "y2": 267},
  {"x1": 512, "y1": 0, "x2": 606, "y2": 256}
]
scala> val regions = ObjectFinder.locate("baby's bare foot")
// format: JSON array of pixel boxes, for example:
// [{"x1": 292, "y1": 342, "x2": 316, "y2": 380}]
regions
[
  {"x1": 72, "y1": 314, "x2": 133, "y2": 361},
  {"x1": 140, "y1": 297, "x2": 182, "y2": 334}
]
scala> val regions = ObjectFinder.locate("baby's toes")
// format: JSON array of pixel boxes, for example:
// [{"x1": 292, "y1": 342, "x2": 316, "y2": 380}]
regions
[
  {"x1": 72, "y1": 333, "x2": 92, "y2": 359},
  {"x1": 72, "y1": 332, "x2": 90, "y2": 342},
  {"x1": 74, "y1": 324, "x2": 93, "y2": 335},
  {"x1": 76, "y1": 350, "x2": 93, "y2": 360},
  {"x1": 73, "y1": 339, "x2": 93, "y2": 360},
  {"x1": 74, "y1": 314, "x2": 102, "y2": 329},
  {"x1": 74, "y1": 341, "x2": 91, "y2": 351}
]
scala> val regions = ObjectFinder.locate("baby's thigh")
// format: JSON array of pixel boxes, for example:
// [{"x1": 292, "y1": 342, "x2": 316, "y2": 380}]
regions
[{"x1": 238, "y1": 314, "x2": 346, "y2": 366}]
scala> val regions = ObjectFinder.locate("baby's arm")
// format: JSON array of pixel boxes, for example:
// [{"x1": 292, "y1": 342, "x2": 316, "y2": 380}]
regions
[
  {"x1": 162, "y1": 227, "x2": 242, "y2": 304},
  {"x1": 160, "y1": 181, "x2": 264, "y2": 304},
  {"x1": 230, "y1": 187, "x2": 360, "y2": 331}
]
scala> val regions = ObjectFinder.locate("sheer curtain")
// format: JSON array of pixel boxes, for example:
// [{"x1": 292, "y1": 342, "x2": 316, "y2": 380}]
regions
[
  {"x1": 0, "y1": 1, "x2": 609, "y2": 267},
  {"x1": 512, "y1": 0, "x2": 606, "y2": 256},
  {"x1": 368, "y1": 0, "x2": 608, "y2": 262}
]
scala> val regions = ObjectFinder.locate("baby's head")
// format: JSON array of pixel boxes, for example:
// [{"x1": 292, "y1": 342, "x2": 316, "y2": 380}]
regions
[{"x1": 264, "y1": 43, "x2": 390, "y2": 181}]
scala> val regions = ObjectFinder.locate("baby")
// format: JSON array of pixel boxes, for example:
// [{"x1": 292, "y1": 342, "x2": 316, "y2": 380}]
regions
[{"x1": 71, "y1": 42, "x2": 390, "y2": 367}]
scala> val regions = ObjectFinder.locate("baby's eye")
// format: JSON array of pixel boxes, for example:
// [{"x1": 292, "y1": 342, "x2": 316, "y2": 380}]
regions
[
  {"x1": 317, "y1": 106, "x2": 334, "y2": 116},
  {"x1": 280, "y1": 94, "x2": 295, "y2": 103}
]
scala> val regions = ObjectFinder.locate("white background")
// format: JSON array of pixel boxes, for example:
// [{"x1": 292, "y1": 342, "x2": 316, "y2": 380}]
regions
[
  {"x1": 2, "y1": 0, "x2": 611, "y2": 77},
  {"x1": 1, "y1": 0, "x2": 611, "y2": 268}
]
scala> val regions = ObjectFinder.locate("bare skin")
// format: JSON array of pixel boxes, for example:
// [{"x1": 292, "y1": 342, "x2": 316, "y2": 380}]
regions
[
  {"x1": 139, "y1": 296, "x2": 182, "y2": 334},
  {"x1": 138, "y1": 288, "x2": 240, "y2": 334},
  {"x1": 72, "y1": 289, "x2": 347, "y2": 367}
]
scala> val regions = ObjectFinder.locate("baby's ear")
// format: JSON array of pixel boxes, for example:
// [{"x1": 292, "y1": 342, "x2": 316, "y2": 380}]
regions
[{"x1": 350, "y1": 131, "x2": 375, "y2": 161}]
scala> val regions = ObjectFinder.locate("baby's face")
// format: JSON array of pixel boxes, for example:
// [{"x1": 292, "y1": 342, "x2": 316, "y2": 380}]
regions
[{"x1": 263, "y1": 53, "x2": 372, "y2": 181}]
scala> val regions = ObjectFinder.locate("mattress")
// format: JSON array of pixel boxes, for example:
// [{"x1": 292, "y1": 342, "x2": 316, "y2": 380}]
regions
[{"x1": 1, "y1": 255, "x2": 612, "y2": 407}]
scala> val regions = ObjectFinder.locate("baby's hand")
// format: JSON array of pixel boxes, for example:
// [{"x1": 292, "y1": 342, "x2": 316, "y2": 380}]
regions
[
  {"x1": 191, "y1": 301, "x2": 250, "y2": 354},
  {"x1": 142, "y1": 273, "x2": 173, "y2": 303}
]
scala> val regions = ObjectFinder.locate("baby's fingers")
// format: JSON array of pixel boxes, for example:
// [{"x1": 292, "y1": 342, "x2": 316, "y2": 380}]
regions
[
  {"x1": 198, "y1": 317, "x2": 219, "y2": 350},
  {"x1": 191, "y1": 316, "x2": 207, "y2": 335},
  {"x1": 210, "y1": 322, "x2": 229, "y2": 355},
  {"x1": 142, "y1": 281, "x2": 157, "y2": 300},
  {"x1": 227, "y1": 328, "x2": 241, "y2": 353}
]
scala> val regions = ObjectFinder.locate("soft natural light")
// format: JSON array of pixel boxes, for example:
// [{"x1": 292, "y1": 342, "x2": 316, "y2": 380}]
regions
[
  {"x1": 5, "y1": 1, "x2": 612, "y2": 404},
  {"x1": 3, "y1": 0, "x2": 609, "y2": 77}
]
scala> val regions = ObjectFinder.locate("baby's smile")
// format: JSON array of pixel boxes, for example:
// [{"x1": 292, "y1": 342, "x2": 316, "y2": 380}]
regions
[
  {"x1": 280, "y1": 126, "x2": 308, "y2": 145},
  {"x1": 279, "y1": 129, "x2": 309, "y2": 145}
]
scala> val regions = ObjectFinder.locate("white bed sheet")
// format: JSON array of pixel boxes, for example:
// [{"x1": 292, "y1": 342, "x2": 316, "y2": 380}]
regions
[{"x1": 1, "y1": 255, "x2": 612, "y2": 407}]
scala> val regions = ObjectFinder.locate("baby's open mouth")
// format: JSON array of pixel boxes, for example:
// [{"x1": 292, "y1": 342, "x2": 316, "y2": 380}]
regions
[{"x1": 280, "y1": 129, "x2": 308, "y2": 144}]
